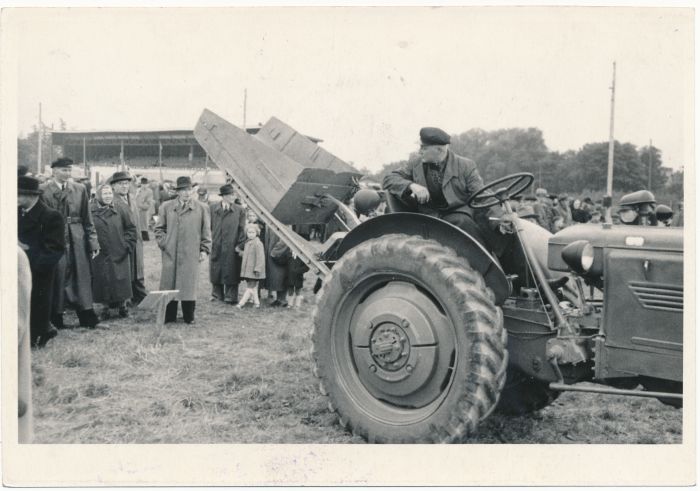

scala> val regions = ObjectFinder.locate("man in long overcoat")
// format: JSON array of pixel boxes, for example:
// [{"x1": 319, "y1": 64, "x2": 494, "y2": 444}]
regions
[
  {"x1": 40, "y1": 158, "x2": 102, "y2": 328},
  {"x1": 18, "y1": 175, "x2": 65, "y2": 346},
  {"x1": 209, "y1": 184, "x2": 246, "y2": 304},
  {"x1": 136, "y1": 177, "x2": 155, "y2": 241},
  {"x1": 111, "y1": 171, "x2": 148, "y2": 306},
  {"x1": 155, "y1": 176, "x2": 212, "y2": 324}
]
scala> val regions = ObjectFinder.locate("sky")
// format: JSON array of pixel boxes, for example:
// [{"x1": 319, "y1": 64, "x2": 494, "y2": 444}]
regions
[{"x1": 11, "y1": 7, "x2": 693, "y2": 172}]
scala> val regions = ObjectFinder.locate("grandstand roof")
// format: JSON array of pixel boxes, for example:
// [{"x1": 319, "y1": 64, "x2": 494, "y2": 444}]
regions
[{"x1": 52, "y1": 128, "x2": 322, "y2": 145}]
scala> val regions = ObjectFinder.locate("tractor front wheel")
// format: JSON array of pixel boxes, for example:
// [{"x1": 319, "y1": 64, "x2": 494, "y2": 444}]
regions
[{"x1": 312, "y1": 234, "x2": 507, "y2": 443}]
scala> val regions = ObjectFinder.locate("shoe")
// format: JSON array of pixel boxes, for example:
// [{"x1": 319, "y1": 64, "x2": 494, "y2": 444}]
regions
[
  {"x1": 185, "y1": 319, "x2": 196, "y2": 325},
  {"x1": 36, "y1": 327, "x2": 58, "y2": 348},
  {"x1": 236, "y1": 304, "x2": 243, "y2": 310},
  {"x1": 51, "y1": 314, "x2": 66, "y2": 330},
  {"x1": 118, "y1": 306, "x2": 128, "y2": 318},
  {"x1": 270, "y1": 299, "x2": 281, "y2": 307},
  {"x1": 254, "y1": 303, "x2": 260, "y2": 308},
  {"x1": 278, "y1": 301, "x2": 289, "y2": 308}
]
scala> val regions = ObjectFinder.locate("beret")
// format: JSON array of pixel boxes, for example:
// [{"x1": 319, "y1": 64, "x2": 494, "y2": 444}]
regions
[
  {"x1": 51, "y1": 157, "x2": 74, "y2": 168},
  {"x1": 419, "y1": 127, "x2": 450, "y2": 146}
]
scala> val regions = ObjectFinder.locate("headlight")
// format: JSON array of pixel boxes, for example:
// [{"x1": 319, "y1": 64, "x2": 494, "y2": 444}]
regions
[
  {"x1": 562, "y1": 240, "x2": 595, "y2": 274},
  {"x1": 619, "y1": 208, "x2": 638, "y2": 224}
]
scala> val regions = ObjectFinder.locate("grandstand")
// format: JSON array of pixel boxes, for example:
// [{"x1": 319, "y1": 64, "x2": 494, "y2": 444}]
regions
[{"x1": 51, "y1": 126, "x2": 325, "y2": 192}]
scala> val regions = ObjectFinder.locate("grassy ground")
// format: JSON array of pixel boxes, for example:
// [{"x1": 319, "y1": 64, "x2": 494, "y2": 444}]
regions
[{"x1": 30, "y1": 240, "x2": 682, "y2": 443}]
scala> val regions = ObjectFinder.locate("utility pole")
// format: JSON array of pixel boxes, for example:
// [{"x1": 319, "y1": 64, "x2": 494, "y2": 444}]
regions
[
  {"x1": 243, "y1": 88, "x2": 247, "y2": 130},
  {"x1": 605, "y1": 62, "x2": 616, "y2": 223},
  {"x1": 647, "y1": 138, "x2": 653, "y2": 190},
  {"x1": 37, "y1": 103, "x2": 42, "y2": 174}
]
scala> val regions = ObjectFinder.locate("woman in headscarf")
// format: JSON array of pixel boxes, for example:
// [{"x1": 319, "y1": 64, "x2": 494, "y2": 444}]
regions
[{"x1": 90, "y1": 184, "x2": 137, "y2": 319}]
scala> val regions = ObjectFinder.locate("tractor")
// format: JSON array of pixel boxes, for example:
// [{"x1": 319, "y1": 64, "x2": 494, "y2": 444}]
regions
[{"x1": 193, "y1": 110, "x2": 683, "y2": 444}]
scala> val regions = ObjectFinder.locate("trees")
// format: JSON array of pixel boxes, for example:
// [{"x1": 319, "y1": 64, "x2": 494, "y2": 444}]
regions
[
  {"x1": 18, "y1": 127, "x2": 53, "y2": 174},
  {"x1": 639, "y1": 145, "x2": 668, "y2": 193}
]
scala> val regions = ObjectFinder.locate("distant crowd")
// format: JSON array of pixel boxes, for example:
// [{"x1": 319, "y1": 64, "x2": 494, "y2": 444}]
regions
[{"x1": 510, "y1": 187, "x2": 682, "y2": 231}]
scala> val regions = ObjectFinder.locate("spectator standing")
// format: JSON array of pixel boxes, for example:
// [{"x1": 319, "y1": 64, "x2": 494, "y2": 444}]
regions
[
  {"x1": 40, "y1": 158, "x2": 103, "y2": 329},
  {"x1": 571, "y1": 199, "x2": 591, "y2": 223},
  {"x1": 155, "y1": 176, "x2": 211, "y2": 324},
  {"x1": 18, "y1": 175, "x2": 65, "y2": 346},
  {"x1": 555, "y1": 195, "x2": 573, "y2": 227},
  {"x1": 266, "y1": 229, "x2": 290, "y2": 307},
  {"x1": 209, "y1": 184, "x2": 246, "y2": 304},
  {"x1": 90, "y1": 184, "x2": 137, "y2": 319},
  {"x1": 136, "y1": 177, "x2": 155, "y2": 241},
  {"x1": 197, "y1": 186, "x2": 210, "y2": 204},
  {"x1": 237, "y1": 224, "x2": 266, "y2": 309},
  {"x1": 111, "y1": 171, "x2": 148, "y2": 306},
  {"x1": 286, "y1": 252, "x2": 309, "y2": 308},
  {"x1": 533, "y1": 188, "x2": 555, "y2": 232}
]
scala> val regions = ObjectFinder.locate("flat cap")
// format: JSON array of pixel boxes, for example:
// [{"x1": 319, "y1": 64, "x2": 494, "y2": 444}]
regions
[
  {"x1": 51, "y1": 157, "x2": 74, "y2": 168},
  {"x1": 419, "y1": 127, "x2": 450, "y2": 146}
]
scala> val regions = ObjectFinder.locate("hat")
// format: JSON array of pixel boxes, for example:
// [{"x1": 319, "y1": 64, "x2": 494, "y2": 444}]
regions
[
  {"x1": 419, "y1": 127, "x2": 451, "y2": 146},
  {"x1": 174, "y1": 176, "x2": 193, "y2": 190},
  {"x1": 219, "y1": 184, "x2": 234, "y2": 196},
  {"x1": 656, "y1": 204, "x2": 673, "y2": 221},
  {"x1": 51, "y1": 157, "x2": 73, "y2": 168},
  {"x1": 140, "y1": 177, "x2": 149, "y2": 184},
  {"x1": 110, "y1": 171, "x2": 132, "y2": 184},
  {"x1": 535, "y1": 187, "x2": 547, "y2": 196},
  {"x1": 516, "y1": 204, "x2": 539, "y2": 219},
  {"x1": 18, "y1": 176, "x2": 43, "y2": 195}
]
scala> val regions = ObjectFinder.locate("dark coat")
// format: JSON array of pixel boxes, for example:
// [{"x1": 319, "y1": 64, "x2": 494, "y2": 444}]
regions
[
  {"x1": 383, "y1": 150, "x2": 484, "y2": 215},
  {"x1": 40, "y1": 179, "x2": 98, "y2": 311},
  {"x1": 264, "y1": 230, "x2": 288, "y2": 291},
  {"x1": 155, "y1": 198, "x2": 212, "y2": 301},
  {"x1": 18, "y1": 200, "x2": 65, "y2": 339},
  {"x1": 287, "y1": 256, "x2": 309, "y2": 290},
  {"x1": 209, "y1": 201, "x2": 246, "y2": 286},
  {"x1": 90, "y1": 202, "x2": 137, "y2": 304},
  {"x1": 114, "y1": 193, "x2": 144, "y2": 280}
]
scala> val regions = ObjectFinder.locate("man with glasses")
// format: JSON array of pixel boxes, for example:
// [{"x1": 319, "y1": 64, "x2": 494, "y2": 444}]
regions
[{"x1": 383, "y1": 127, "x2": 505, "y2": 254}]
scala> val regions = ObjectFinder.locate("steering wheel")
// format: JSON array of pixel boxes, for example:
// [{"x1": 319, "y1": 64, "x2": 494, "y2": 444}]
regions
[{"x1": 467, "y1": 172, "x2": 535, "y2": 209}]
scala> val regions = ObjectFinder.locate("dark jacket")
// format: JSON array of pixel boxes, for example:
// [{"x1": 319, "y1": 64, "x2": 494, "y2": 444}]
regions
[
  {"x1": 209, "y1": 201, "x2": 246, "y2": 286},
  {"x1": 114, "y1": 193, "x2": 144, "y2": 280},
  {"x1": 18, "y1": 200, "x2": 65, "y2": 341},
  {"x1": 18, "y1": 200, "x2": 65, "y2": 274},
  {"x1": 40, "y1": 179, "x2": 98, "y2": 311},
  {"x1": 90, "y1": 201, "x2": 137, "y2": 304},
  {"x1": 383, "y1": 150, "x2": 484, "y2": 215},
  {"x1": 264, "y1": 230, "x2": 288, "y2": 291}
]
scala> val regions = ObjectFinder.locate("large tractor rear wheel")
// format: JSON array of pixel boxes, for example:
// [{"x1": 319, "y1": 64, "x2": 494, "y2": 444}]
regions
[
  {"x1": 312, "y1": 234, "x2": 507, "y2": 443},
  {"x1": 495, "y1": 368, "x2": 560, "y2": 415}
]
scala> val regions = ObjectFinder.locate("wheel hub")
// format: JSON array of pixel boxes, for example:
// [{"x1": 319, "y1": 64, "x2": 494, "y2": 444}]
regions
[
  {"x1": 370, "y1": 323, "x2": 410, "y2": 371},
  {"x1": 347, "y1": 281, "x2": 455, "y2": 408}
]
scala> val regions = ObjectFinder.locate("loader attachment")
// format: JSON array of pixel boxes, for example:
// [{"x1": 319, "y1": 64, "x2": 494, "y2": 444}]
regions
[{"x1": 193, "y1": 109, "x2": 362, "y2": 278}]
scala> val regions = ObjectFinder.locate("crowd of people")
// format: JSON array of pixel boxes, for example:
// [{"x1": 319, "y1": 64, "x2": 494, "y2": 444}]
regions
[{"x1": 17, "y1": 158, "x2": 311, "y2": 349}]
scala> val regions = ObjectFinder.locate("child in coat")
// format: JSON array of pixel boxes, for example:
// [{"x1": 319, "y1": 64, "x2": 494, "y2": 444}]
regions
[{"x1": 237, "y1": 224, "x2": 266, "y2": 308}]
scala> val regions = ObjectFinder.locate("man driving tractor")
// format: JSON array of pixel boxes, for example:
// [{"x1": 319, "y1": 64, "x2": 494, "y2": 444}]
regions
[{"x1": 383, "y1": 127, "x2": 508, "y2": 255}]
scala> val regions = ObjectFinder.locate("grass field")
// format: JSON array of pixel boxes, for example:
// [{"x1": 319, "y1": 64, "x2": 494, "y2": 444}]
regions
[{"x1": 30, "y1": 239, "x2": 682, "y2": 444}]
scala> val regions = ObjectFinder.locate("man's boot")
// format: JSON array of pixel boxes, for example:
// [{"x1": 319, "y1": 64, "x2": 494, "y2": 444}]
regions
[{"x1": 51, "y1": 313, "x2": 66, "y2": 330}]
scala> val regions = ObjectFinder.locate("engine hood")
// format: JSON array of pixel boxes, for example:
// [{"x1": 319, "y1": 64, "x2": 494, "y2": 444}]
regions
[{"x1": 548, "y1": 223, "x2": 683, "y2": 272}]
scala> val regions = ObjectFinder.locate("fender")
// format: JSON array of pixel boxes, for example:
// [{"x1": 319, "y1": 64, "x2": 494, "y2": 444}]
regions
[{"x1": 335, "y1": 212, "x2": 511, "y2": 305}]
